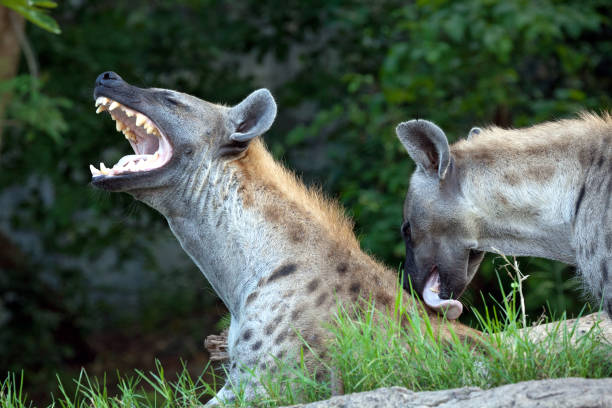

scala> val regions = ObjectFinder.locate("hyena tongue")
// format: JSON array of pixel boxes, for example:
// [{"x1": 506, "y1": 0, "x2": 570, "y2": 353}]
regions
[{"x1": 422, "y1": 271, "x2": 463, "y2": 320}]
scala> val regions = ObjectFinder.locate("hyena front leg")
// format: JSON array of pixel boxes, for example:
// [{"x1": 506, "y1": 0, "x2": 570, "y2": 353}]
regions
[{"x1": 575, "y1": 220, "x2": 612, "y2": 318}]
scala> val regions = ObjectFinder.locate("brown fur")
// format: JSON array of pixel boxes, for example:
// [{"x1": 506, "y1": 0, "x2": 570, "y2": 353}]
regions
[
  {"x1": 234, "y1": 139, "x2": 361, "y2": 250},
  {"x1": 452, "y1": 112, "x2": 612, "y2": 166}
]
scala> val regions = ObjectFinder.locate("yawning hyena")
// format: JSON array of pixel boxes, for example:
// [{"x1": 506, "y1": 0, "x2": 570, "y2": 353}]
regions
[
  {"x1": 395, "y1": 114, "x2": 612, "y2": 319},
  {"x1": 88, "y1": 72, "x2": 474, "y2": 404}
]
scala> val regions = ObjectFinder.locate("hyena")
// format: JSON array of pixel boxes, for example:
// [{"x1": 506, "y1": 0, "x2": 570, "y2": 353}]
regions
[
  {"x1": 88, "y1": 72, "x2": 474, "y2": 404},
  {"x1": 394, "y1": 114, "x2": 612, "y2": 320}
]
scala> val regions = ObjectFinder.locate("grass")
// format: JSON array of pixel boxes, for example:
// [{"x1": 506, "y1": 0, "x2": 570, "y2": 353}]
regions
[{"x1": 3, "y1": 258, "x2": 612, "y2": 407}]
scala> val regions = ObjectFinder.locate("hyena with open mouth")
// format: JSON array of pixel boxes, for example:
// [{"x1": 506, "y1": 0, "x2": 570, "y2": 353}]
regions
[
  {"x1": 88, "y1": 72, "x2": 475, "y2": 404},
  {"x1": 395, "y1": 114, "x2": 611, "y2": 320}
]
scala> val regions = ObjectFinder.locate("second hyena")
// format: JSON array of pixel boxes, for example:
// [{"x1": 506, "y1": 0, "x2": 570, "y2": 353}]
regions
[{"x1": 395, "y1": 114, "x2": 612, "y2": 319}]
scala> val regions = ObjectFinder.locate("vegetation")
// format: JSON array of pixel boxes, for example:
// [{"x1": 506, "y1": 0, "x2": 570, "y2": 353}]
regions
[
  {"x1": 1, "y1": 0, "x2": 610, "y2": 402},
  {"x1": 1, "y1": 267, "x2": 611, "y2": 407}
]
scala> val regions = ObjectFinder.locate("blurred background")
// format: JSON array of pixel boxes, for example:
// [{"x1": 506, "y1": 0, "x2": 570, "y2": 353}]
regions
[{"x1": 0, "y1": 0, "x2": 610, "y2": 403}]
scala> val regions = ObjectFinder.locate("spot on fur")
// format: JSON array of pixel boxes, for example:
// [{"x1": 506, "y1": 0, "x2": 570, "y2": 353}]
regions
[
  {"x1": 307, "y1": 278, "x2": 320, "y2": 293},
  {"x1": 263, "y1": 204, "x2": 281, "y2": 223},
  {"x1": 336, "y1": 262, "x2": 348, "y2": 275},
  {"x1": 315, "y1": 292, "x2": 329, "y2": 307},
  {"x1": 268, "y1": 263, "x2": 298, "y2": 282},
  {"x1": 578, "y1": 146, "x2": 597, "y2": 169},
  {"x1": 349, "y1": 282, "x2": 361, "y2": 294},
  {"x1": 288, "y1": 222, "x2": 306, "y2": 243},
  {"x1": 237, "y1": 185, "x2": 254, "y2": 207},
  {"x1": 275, "y1": 331, "x2": 287, "y2": 345},
  {"x1": 265, "y1": 315, "x2": 283, "y2": 336},
  {"x1": 503, "y1": 172, "x2": 520, "y2": 186},
  {"x1": 291, "y1": 308, "x2": 302, "y2": 320},
  {"x1": 377, "y1": 292, "x2": 392, "y2": 308},
  {"x1": 246, "y1": 291, "x2": 259, "y2": 305},
  {"x1": 251, "y1": 340, "x2": 263, "y2": 351},
  {"x1": 242, "y1": 329, "x2": 253, "y2": 341},
  {"x1": 496, "y1": 192, "x2": 509, "y2": 206},
  {"x1": 603, "y1": 261, "x2": 609, "y2": 283},
  {"x1": 526, "y1": 165, "x2": 555, "y2": 181}
]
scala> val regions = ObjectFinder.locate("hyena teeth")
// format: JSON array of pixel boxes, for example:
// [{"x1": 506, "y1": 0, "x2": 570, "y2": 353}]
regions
[
  {"x1": 99, "y1": 162, "x2": 110, "y2": 175},
  {"x1": 109, "y1": 101, "x2": 120, "y2": 111},
  {"x1": 135, "y1": 113, "x2": 146, "y2": 127},
  {"x1": 89, "y1": 164, "x2": 101, "y2": 176},
  {"x1": 96, "y1": 105, "x2": 107, "y2": 114}
]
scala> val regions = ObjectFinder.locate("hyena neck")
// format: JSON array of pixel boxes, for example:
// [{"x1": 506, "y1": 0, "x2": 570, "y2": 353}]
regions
[
  {"x1": 155, "y1": 139, "x2": 363, "y2": 316},
  {"x1": 453, "y1": 122, "x2": 597, "y2": 264}
]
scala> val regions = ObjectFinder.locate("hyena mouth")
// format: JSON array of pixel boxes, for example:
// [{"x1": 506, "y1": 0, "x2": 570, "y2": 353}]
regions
[
  {"x1": 89, "y1": 97, "x2": 173, "y2": 177},
  {"x1": 422, "y1": 266, "x2": 463, "y2": 320}
]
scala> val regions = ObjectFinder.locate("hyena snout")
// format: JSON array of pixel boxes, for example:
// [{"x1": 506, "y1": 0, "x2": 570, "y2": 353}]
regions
[
  {"x1": 438, "y1": 247, "x2": 485, "y2": 299},
  {"x1": 403, "y1": 233, "x2": 484, "y2": 319}
]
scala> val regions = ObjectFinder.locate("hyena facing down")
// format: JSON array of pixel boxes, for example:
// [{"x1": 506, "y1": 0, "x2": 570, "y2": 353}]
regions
[
  {"x1": 88, "y1": 72, "x2": 474, "y2": 404},
  {"x1": 395, "y1": 114, "x2": 612, "y2": 320}
]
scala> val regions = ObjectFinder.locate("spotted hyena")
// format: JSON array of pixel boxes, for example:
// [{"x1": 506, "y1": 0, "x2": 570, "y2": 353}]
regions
[
  {"x1": 88, "y1": 72, "x2": 474, "y2": 404},
  {"x1": 395, "y1": 114, "x2": 612, "y2": 319}
]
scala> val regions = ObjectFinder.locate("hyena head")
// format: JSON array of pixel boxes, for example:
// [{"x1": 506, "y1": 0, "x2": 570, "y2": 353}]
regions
[
  {"x1": 89, "y1": 71, "x2": 276, "y2": 205},
  {"x1": 396, "y1": 120, "x2": 485, "y2": 319}
]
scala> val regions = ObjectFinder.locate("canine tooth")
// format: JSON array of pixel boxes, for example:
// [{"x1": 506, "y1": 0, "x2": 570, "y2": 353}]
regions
[
  {"x1": 135, "y1": 113, "x2": 146, "y2": 127},
  {"x1": 89, "y1": 164, "x2": 101, "y2": 176},
  {"x1": 96, "y1": 105, "x2": 106, "y2": 114},
  {"x1": 109, "y1": 101, "x2": 120, "y2": 111},
  {"x1": 95, "y1": 97, "x2": 109, "y2": 107}
]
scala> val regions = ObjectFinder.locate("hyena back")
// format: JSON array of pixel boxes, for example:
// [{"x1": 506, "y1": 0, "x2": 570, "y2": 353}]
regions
[{"x1": 395, "y1": 113, "x2": 612, "y2": 319}]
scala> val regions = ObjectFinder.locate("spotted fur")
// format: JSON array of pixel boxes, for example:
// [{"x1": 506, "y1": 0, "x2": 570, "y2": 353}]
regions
[{"x1": 90, "y1": 76, "x2": 476, "y2": 405}]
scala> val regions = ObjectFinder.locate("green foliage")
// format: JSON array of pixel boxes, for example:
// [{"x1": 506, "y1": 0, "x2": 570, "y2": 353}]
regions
[
  {"x1": 0, "y1": 75, "x2": 71, "y2": 143},
  {"x1": 1, "y1": 0, "x2": 60, "y2": 33}
]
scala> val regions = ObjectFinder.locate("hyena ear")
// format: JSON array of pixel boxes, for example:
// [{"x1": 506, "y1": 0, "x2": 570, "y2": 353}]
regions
[
  {"x1": 396, "y1": 119, "x2": 450, "y2": 180},
  {"x1": 228, "y1": 89, "x2": 277, "y2": 143},
  {"x1": 467, "y1": 127, "x2": 481, "y2": 140}
]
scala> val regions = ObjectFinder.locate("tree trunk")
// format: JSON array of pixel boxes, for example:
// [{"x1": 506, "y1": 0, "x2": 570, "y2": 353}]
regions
[{"x1": 0, "y1": 7, "x2": 24, "y2": 144}]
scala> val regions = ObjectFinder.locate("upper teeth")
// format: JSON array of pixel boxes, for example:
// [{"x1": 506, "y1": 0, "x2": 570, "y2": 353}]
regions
[
  {"x1": 91, "y1": 97, "x2": 166, "y2": 177},
  {"x1": 135, "y1": 113, "x2": 146, "y2": 127}
]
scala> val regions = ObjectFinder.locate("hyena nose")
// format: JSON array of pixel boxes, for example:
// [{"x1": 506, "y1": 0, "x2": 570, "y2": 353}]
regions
[{"x1": 95, "y1": 71, "x2": 123, "y2": 87}]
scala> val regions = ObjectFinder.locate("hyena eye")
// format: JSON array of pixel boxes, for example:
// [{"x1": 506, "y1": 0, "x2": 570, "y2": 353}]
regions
[{"x1": 400, "y1": 221, "x2": 411, "y2": 239}]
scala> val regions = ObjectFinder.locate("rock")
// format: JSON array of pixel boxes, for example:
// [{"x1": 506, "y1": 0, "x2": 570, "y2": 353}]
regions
[
  {"x1": 517, "y1": 312, "x2": 612, "y2": 345},
  {"x1": 285, "y1": 377, "x2": 612, "y2": 408}
]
